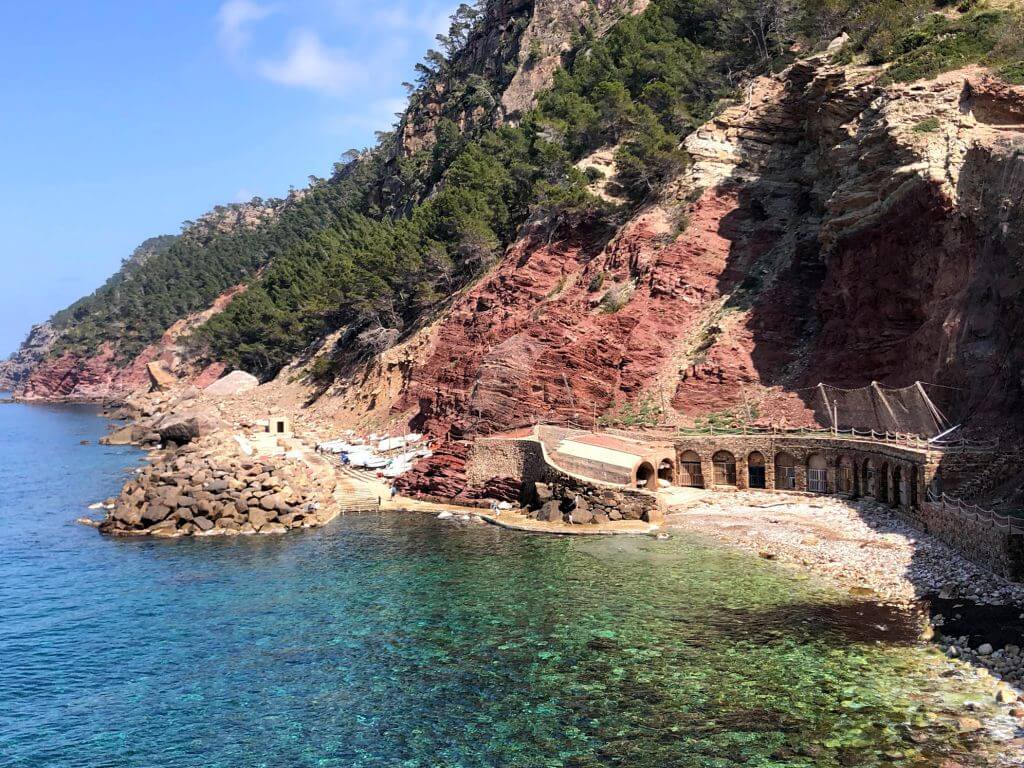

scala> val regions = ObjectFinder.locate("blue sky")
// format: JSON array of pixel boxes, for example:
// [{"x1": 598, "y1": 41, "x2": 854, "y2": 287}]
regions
[{"x1": 0, "y1": 0, "x2": 457, "y2": 356}]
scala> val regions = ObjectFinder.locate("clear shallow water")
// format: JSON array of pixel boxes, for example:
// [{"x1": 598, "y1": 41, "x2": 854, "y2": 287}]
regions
[{"x1": 0, "y1": 398, "x2": 1013, "y2": 767}]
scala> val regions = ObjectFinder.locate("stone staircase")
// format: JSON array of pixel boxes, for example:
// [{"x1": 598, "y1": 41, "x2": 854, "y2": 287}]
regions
[{"x1": 329, "y1": 460, "x2": 383, "y2": 513}]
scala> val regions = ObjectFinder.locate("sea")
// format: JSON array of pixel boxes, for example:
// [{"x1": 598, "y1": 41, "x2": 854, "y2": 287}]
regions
[{"x1": 0, "y1": 395, "x2": 1017, "y2": 767}]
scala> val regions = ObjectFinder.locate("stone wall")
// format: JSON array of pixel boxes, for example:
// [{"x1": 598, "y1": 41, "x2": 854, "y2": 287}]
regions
[
  {"x1": 913, "y1": 502, "x2": 1024, "y2": 580},
  {"x1": 466, "y1": 435, "x2": 664, "y2": 524},
  {"x1": 466, "y1": 437, "x2": 547, "y2": 487},
  {"x1": 662, "y1": 434, "x2": 936, "y2": 512}
]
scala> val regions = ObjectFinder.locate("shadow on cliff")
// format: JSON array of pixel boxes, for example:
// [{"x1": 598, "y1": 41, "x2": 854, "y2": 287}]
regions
[{"x1": 704, "y1": 89, "x2": 1024, "y2": 501}]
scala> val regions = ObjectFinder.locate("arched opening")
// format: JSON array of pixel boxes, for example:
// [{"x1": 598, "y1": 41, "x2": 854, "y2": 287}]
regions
[
  {"x1": 713, "y1": 450, "x2": 737, "y2": 486},
  {"x1": 892, "y1": 465, "x2": 903, "y2": 508},
  {"x1": 862, "y1": 459, "x2": 875, "y2": 497},
  {"x1": 877, "y1": 462, "x2": 890, "y2": 504},
  {"x1": 910, "y1": 465, "x2": 919, "y2": 509},
  {"x1": 838, "y1": 456, "x2": 854, "y2": 494},
  {"x1": 635, "y1": 462, "x2": 655, "y2": 489},
  {"x1": 775, "y1": 452, "x2": 797, "y2": 490},
  {"x1": 679, "y1": 450, "x2": 704, "y2": 488},
  {"x1": 807, "y1": 453, "x2": 827, "y2": 493},
  {"x1": 747, "y1": 451, "x2": 766, "y2": 489},
  {"x1": 658, "y1": 458, "x2": 675, "y2": 487}
]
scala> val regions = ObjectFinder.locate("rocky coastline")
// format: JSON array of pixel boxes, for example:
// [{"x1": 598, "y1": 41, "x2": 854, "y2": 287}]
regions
[
  {"x1": 98, "y1": 436, "x2": 338, "y2": 537},
  {"x1": 78, "y1": 377, "x2": 340, "y2": 538},
  {"x1": 665, "y1": 491, "x2": 1024, "y2": 710}
]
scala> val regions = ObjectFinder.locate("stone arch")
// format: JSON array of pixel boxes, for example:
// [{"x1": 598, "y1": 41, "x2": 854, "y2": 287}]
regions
[
  {"x1": 837, "y1": 455, "x2": 854, "y2": 495},
  {"x1": 679, "y1": 450, "x2": 703, "y2": 488},
  {"x1": 635, "y1": 461, "x2": 656, "y2": 489},
  {"x1": 877, "y1": 461, "x2": 890, "y2": 504},
  {"x1": 862, "y1": 458, "x2": 875, "y2": 497},
  {"x1": 807, "y1": 452, "x2": 827, "y2": 493},
  {"x1": 658, "y1": 458, "x2": 675, "y2": 486},
  {"x1": 713, "y1": 450, "x2": 737, "y2": 486},
  {"x1": 775, "y1": 451, "x2": 797, "y2": 490},
  {"x1": 910, "y1": 464, "x2": 919, "y2": 509},
  {"x1": 747, "y1": 451, "x2": 766, "y2": 489},
  {"x1": 892, "y1": 464, "x2": 903, "y2": 508}
]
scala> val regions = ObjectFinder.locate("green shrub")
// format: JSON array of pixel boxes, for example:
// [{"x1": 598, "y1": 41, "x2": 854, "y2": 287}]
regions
[
  {"x1": 598, "y1": 282, "x2": 634, "y2": 313},
  {"x1": 913, "y1": 116, "x2": 942, "y2": 133},
  {"x1": 1000, "y1": 61, "x2": 1024, "y2": 84}
]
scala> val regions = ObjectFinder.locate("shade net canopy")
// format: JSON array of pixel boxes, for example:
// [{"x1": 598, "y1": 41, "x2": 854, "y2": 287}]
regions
[{"x1": 814, "y1": 382, "x2": 949, "y2": 438}]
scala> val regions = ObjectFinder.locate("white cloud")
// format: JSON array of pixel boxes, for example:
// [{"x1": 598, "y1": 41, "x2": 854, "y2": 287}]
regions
[
  {"x1": 217, "y1": 0, "x2": 274, "y2": 56},
  {"x1": 323, "y1": 96, "x2": 408, "y2": 134},
  {"x1": 370, "y1": 4, "x2": 453, "y2": 37},
  {"x1": 258, "y1": 30, "x2": 366, "y2": 94}
]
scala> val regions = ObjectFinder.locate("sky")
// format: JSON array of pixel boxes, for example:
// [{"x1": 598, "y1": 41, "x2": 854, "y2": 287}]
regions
[{"x1": 0, "y1": 0, "x2": 458, "y2": 356}]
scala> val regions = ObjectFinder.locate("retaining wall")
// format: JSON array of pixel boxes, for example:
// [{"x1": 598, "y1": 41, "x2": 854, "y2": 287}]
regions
[
  {"x1": 468, "y1": 436, "x2": 663, "y2": 523},
  {"x1": 913, "y1": 502, "x2": 1024, "y2": 580}
]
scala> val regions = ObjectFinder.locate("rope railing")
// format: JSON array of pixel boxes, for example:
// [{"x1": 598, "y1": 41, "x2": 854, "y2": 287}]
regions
[
  {"x1": 925, "y1": 489, "x2": 1024, "y2": 535},
  {"x1": 550, "y1": 418, "x2": 1000, "y2": 451}
]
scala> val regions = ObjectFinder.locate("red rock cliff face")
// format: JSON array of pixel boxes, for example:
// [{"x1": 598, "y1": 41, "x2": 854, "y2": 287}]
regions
[
  {"x1": 395, "y1": 59, "x2": 1024, "y2": 440},
  {"x1": 17, "y1": 284, "x2": 247, "y2": 401}
]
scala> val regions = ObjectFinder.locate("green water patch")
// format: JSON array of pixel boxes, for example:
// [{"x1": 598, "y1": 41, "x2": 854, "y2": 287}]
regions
[{"x1": 322, "y1": 520, "x2": 1011, "y2": 767}]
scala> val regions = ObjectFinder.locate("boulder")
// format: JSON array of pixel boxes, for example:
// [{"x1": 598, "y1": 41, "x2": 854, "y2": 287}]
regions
[
  {"x1": 147, "y1": 361, "x2": 177, "y2": 392},
  {"x1": 569, "y1": 507, "x2": 593, "y2": 528},
  {"x1": 538, "y1": 500, "x2": 563, "y2": 523},
  {"x1": 248, "y1": 508, "x2": 273, "y2": 530},
  {"x1": 260, "y1": 522, "x2": 288, "y2": 535},
  {"x1": 534, "y1": 482, "x2": 553, "y2": 505},
  {"x1": 102, "y1": 425, "x2": 137, "y2": 446},
  {"x1": 113, "y1": 504, "x2": 143, "y2": 528},
  {"x1": 175, "y1": 507, "x2": 194, "y2": 523},
  {"x1": 156, "y1": 408, "x2": 226, "y2": 445},
  {"x1": 204, "y1": 370, "x2": 259, "y2": 397},
  {"x1": 141, "y1": 504, "x2": 172, "y2": 526},
  {"x1": 193, "y1": 516, "x2": 214, "y2": 532}
]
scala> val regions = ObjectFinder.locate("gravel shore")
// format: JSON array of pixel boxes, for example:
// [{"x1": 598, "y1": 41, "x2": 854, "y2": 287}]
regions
[{"x1": 665, "y1": 491, "x2": 1024, "y2": 692}]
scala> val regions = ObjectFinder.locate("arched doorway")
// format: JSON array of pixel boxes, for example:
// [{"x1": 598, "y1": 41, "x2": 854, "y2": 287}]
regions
[
  {"x1": 713, "y1": 450, "x2": 737, "y2": 486},
  {"x1": 892, "y1": 465, "x2": 903, "y2": 508},
  {"x1": 775, "y1": 452, "x2": 796, "y2": 490},
  {"x1": 910, "y1": 465, "x2": 919, "y2": 509},
  {"x1": 747, "y1": 451, "x2": 766, "y2": 489},
  {"x1": 679, "y1": 451, "x2": 703, "y2": 487},
  {"x1": 658, "y1": 459, "x2": 675, "y2": 487},
  {"x1": 862, "y1": 459, "x2": 875, "y2": 497},
  {"x1": 635, "y1": 462, "x2": 655, "y2": 489},
  {"x1": 807, "y1": 453, "x2": 827, "y2": 493},
  {"x1": 838, "y1": 456, "x2": 854, "y2": 494},
  {"x1": 877, "y1": 462, "x2": 890, "y2": 504}
]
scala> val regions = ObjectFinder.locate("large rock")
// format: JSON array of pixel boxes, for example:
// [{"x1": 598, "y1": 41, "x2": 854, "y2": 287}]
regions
[
  {"x1": 156, "y1": 408, "x2": 226, "y2": 445},
  {"x1": 147, "y1": 361, "x2": 177, "y2": 392},
  {"x1": 537, "y1": 500, "x2": 562, "y2": 523},
  {"x1": 141, "y1": 504, "x2": 172, "y2": 526},
  {"x1": 248, "y1": 508, "x2": 274, "y2": 530},
  {"x1": 204, "y1": 370, "x2": 259, "y2": 397}
]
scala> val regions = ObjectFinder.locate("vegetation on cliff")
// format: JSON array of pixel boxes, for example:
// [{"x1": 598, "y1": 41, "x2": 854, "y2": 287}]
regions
[{"x1": 19, "y1": 0, "x2": 1024, "y2": 383}]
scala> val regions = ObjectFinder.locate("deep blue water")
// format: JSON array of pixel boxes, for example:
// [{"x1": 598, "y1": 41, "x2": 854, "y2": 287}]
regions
[{"x1": 0, "y1": 397, "x2": 1016, "y2": 767}]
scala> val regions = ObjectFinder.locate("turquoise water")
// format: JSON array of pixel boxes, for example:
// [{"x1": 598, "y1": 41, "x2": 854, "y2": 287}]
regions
[{"x1": 0, "y1": 398, "x2": 1014, "y2": 767}]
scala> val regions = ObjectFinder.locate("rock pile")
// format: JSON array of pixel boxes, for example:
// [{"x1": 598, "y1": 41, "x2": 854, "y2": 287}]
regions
[
  {"x1": 527, "y1": 481, "x2": 659, "y2": 525},
  {"x1": 99, "y1": 439, "x2": 337, "y2": 537},
  {"x1": 943, "y1": 638, "x2": 1024, "y2": 689}
]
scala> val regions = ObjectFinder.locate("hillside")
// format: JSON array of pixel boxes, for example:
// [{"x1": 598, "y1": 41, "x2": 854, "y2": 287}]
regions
[{"x1": 5, "y1": 0, "x2": 1024, "y2": 443}]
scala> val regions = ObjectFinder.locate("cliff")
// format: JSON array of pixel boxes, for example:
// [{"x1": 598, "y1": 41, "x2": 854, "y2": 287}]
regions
[
  {"x1": 388, "y1": 56, "x2": 1024, "y2": 439},
  {"x1": 7, "y1": 0, "x2": 1024, "y2": 450}
]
